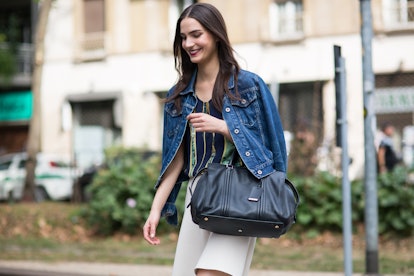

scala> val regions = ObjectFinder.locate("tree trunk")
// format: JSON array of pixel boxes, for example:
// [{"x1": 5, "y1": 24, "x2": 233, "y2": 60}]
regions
[{"x1": 23, "y1": 0, "x2": 53, "y2": 201}]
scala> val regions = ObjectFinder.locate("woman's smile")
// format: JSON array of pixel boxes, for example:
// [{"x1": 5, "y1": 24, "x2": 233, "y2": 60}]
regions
[{"x1": 189, "y1": 48, "x2": 201, "y2": 56}]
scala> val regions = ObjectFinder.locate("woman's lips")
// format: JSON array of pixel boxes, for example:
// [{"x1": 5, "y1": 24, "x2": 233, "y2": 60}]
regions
[{"x1": 189, "y1": 49, "x2": 200, "y2": 56}]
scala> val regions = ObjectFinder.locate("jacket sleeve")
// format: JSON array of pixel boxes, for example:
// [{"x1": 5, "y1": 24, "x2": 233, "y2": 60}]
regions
[
  {"x1": 159, "y1": 182, "x2": 182, "y2": 225},
  {"x1": 257, "y1": 76, "x2": 288, "y2": 173}
]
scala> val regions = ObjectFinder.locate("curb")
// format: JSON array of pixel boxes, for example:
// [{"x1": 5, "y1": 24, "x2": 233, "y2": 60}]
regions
[{"x1": 0, "y1": 261, "x2": 405, "y2": 276}]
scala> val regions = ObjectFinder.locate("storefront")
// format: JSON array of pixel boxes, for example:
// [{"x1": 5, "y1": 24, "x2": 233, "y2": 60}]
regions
[
  {"x1": 375, "y1": 73, "x2": 414, "y2": 168},
  {"x1": 0, "y1": 90, "x2": 32, "y2": 154}
]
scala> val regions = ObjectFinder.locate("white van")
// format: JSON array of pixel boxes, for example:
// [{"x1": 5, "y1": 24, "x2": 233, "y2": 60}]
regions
[{"x1": 0, "y1": 152, "x2": 79, "y2": 202}]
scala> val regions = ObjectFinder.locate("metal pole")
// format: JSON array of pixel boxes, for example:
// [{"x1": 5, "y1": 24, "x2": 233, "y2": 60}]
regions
[
  {"x1": 359, "y1": 0, "x2": 380, "y2": 275},
  {"x1": 270, "y1": 79, "x2": 279, "y2": 105},
  {"x1": 334, "y1": 45, "x2": 353, "y2": 276}
]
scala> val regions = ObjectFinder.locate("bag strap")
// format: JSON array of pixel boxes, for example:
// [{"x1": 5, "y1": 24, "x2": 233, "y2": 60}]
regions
[
  {"x1": 230, "y1": 149, "x2": 240, "y2": 165},
  {"x1": 285, "y1": 178, "x2": 300, "y2": 204}
]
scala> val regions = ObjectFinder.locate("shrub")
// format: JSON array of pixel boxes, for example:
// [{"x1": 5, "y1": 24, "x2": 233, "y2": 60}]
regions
[
  {"x1": 291, "y1": 171, "x2": 364, "y2": 234},
  {"x1": 80, "y1": 147, "x2": 162, "y2": 236},
  {"x1": 377, "y1": 166, "x2": 414, "y2": 236}
]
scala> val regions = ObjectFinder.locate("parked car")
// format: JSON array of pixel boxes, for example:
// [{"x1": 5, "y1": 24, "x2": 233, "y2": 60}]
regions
[{"x1": 0, "y1": 152, "x2": 79, "y2": 202}]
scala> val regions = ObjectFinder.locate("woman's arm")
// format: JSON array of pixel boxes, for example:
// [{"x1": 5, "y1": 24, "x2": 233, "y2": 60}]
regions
[
  {"x1": 377, "y1": 146, "x2": 387, "y2": 173},
  {"x1": 143, "y1": 144, "x2": 184, "y2": 245}
]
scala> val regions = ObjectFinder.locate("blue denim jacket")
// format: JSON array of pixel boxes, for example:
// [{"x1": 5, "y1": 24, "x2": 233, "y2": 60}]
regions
[{"x1": 155, "y1": 69, "x2": 287, "y2": 225}]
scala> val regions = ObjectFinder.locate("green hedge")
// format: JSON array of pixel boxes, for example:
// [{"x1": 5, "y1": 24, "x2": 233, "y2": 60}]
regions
[
  {"x1": 291, "y1": 166, "x2": 414, "y2": 237},
  {"x1": 80, "y1": 147, "x2": 414, "y2": 237},
  {"x1": 290, "y1": 171, "x2": 364, "y2": 234},
  {"x1": 376, "y1": 166, "x2": 414, "y2": 236}
]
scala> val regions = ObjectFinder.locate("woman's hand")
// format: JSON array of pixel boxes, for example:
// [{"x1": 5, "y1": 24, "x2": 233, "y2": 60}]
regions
[
  {"x1": 143, "y1": 211, "x2": 161, "y2": 245},
  {"x1": 187, "y1": 113, "x2": 232, "y2": 140}
]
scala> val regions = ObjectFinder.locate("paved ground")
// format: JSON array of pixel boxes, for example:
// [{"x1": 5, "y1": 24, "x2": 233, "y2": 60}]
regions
[{"x1": 0, "y1": 261, "x2": 403, "y2": 276}]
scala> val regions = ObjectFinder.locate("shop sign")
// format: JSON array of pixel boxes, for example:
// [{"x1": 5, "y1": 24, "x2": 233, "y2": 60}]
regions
[
  {"x1": 0, "y1": 91, "x2": 33, "y2": 121},
  {"x1": 375, "y1": 87, "x2": 414, "y2": 114}
]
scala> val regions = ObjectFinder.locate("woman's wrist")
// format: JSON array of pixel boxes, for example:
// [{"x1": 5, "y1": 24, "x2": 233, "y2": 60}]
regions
[{"x1": 220, "y1": 120, "x2": 232, "y2": 141}]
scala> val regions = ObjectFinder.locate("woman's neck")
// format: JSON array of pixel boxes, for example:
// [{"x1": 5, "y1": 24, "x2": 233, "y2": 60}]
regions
[
  {"x1": 197, "y1": 57, "x2": 220, "y2": 83},
  {"x1": 195, "y1": 64, "x2": 219, "y2": 102}
]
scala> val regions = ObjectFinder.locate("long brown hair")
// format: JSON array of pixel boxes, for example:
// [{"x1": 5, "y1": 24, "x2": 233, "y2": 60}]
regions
[{"x1": 167, "y1": 3, "x2": 240, "y2": 111}]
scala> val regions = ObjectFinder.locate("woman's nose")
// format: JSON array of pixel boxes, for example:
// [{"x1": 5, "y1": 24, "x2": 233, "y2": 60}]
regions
[{"x1": 183, "y1": 38, "x2": 194, "y2": 48}]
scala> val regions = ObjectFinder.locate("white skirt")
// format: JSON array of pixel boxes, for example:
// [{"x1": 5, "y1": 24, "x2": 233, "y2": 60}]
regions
[{"x1": 172, "y1": 176, "x2": 256, "y2": 276}]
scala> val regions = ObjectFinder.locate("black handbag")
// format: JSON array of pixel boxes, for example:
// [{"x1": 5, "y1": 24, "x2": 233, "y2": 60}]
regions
[{"x1": 189, "y1": 155, "x2": 299, "y2": 238}]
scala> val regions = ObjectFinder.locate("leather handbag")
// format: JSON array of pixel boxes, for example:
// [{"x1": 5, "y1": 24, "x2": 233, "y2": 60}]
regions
[{"x1": 189, "y1": 155, "x2": 299, "y2": 238}]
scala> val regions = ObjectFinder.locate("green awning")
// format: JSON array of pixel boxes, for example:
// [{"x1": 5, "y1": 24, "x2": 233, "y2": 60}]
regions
[{"x1": 0, "y1": 90, "x2": 33, "y2": 121}]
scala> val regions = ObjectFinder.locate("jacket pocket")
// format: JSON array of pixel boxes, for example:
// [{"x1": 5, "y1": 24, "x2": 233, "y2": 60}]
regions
[
  {"x1": 164, "y1": 102, "x2": 182, "y2": 139},
  {"x1": 230, "y1": 87, "x2": 258, "y2": 127}
]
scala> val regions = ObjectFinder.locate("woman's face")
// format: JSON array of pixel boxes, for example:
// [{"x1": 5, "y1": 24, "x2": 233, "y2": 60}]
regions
[{"x1": 180, "y1": 17, "x2": 218, "y2": 66}]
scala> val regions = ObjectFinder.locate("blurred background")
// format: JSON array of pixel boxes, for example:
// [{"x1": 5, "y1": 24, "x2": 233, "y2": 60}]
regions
[
  {"x1": 0, "y1": 0, "x2": 413, "y2": 196},
  {"x1": 0, "y1": 1, "x2": 413, "y2": 274}
]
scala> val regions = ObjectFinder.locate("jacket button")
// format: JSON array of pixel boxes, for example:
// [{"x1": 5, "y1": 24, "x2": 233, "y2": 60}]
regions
[
  {"x1": 241, "y1": 99, "x2": 247, "y2": 104},
  {"x1": 245, "y1": 151, "x2": 250, "y2": 156},
  {"x1": 234, "y1": 129, "x2": 239, "y2": 134},
  {"x1": 225, "y1": 107, "x2": 231, "y2": 112},
  {"x1": 257, "y1": 170, "x2": 263, "y2": 175}
]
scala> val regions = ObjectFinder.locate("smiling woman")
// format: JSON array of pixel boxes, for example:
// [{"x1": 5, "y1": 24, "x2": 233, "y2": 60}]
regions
[{"x1": 142, "y1": 3, "x2": 288, "y2": 276}]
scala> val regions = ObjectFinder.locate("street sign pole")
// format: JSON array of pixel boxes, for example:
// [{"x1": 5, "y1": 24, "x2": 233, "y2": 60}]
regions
[
  {"x1": 359, "y1": 1, "x2": 380, "y2": 275},
  {"x1": 334, "y1": 45, "x2": 353, "y2": 276}
]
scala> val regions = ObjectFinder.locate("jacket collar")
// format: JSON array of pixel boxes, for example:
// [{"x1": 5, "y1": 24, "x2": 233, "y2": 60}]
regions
[
  {"x1": 227, "y1": 71, "x2": 235, "y2": 90},
  {"x1": 179, "y1": 70, "x2": 197, "y2": 96}
]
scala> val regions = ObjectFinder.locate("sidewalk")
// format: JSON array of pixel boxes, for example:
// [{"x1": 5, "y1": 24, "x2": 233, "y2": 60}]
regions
[{"x1": 0, "y1": 261, "x2": 404, "y2": 276}]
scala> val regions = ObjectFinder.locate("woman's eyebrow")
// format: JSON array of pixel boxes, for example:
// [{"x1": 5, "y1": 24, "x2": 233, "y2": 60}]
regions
[{"x1": 181, "y1": 29, "x2": 202, "y2": 36}]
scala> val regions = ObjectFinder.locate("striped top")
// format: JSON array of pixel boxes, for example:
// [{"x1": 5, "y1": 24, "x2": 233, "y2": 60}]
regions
[{"x1": 184, "y1": 98, "x2": 236, "y2": 178}]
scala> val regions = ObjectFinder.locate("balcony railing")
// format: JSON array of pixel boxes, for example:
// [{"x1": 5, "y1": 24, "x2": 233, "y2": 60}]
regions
[
  {"x1": 0, "y1": 43, "x2": 34, "y2": 76},
  {"x1": 75, "y1": 32, "x2": 107, "y2": 61}
]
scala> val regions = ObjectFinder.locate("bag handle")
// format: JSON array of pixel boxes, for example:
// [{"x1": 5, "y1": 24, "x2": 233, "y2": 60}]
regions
[{"x1": 230, "y1": 149, "x2": 241, "y2": 166}]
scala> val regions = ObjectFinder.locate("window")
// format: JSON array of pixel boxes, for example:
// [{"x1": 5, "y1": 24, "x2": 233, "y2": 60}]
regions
[
  {"x1": 169, "y1": 0, "x2": 196, "y2": 41},
  {"x1": 0, "y1": 159, "x2": 12, "y2": 171},
  {"x1": 278, "y1": 82, "x2": 323, "y2": 137},
  {"x1": 84, "y1": 0, "x2": 105, "y2": 34},
  {"x1": 269, "y1": 0, "x2": 303, "y2": 40},
  {"x1": 71, "y1": 99, "x2": 122, "y2": 168},
  {"x1": 78, "y1": 0, "x2": 106, "y2": 60},
  {"x1": 18, "y1": 159, "x2": 26, "y2": 169},
  {"x1": 383, "y1": 0, "x2": 414, "y2": 29},
  {"x1": 174, "y1": 0, "x2": 195, "y2": 12}
]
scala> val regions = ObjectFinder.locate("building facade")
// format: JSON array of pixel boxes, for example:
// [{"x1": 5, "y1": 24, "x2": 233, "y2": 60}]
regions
[
  {"x1": 1, "y1": 0, "x2": 413, "y2": 178},
  {"x1": 0, "y1": 0, "x2": 35, "y2": 155}
]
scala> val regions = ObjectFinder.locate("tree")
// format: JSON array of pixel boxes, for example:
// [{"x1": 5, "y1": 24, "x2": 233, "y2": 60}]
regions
[{"x1": 23, "y1": 0, "x2": 53, "y2": 201}]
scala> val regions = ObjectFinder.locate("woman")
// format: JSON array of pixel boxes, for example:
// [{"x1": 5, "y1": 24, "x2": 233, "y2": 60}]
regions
[{"x1": 143, "y1": 3, "x2": 287, "y2": 276}]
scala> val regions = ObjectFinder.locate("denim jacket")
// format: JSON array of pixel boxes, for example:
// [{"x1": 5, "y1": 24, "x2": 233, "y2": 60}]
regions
[{"x1": 155, "y1": 69, "x2": 287, "y2": 225}]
